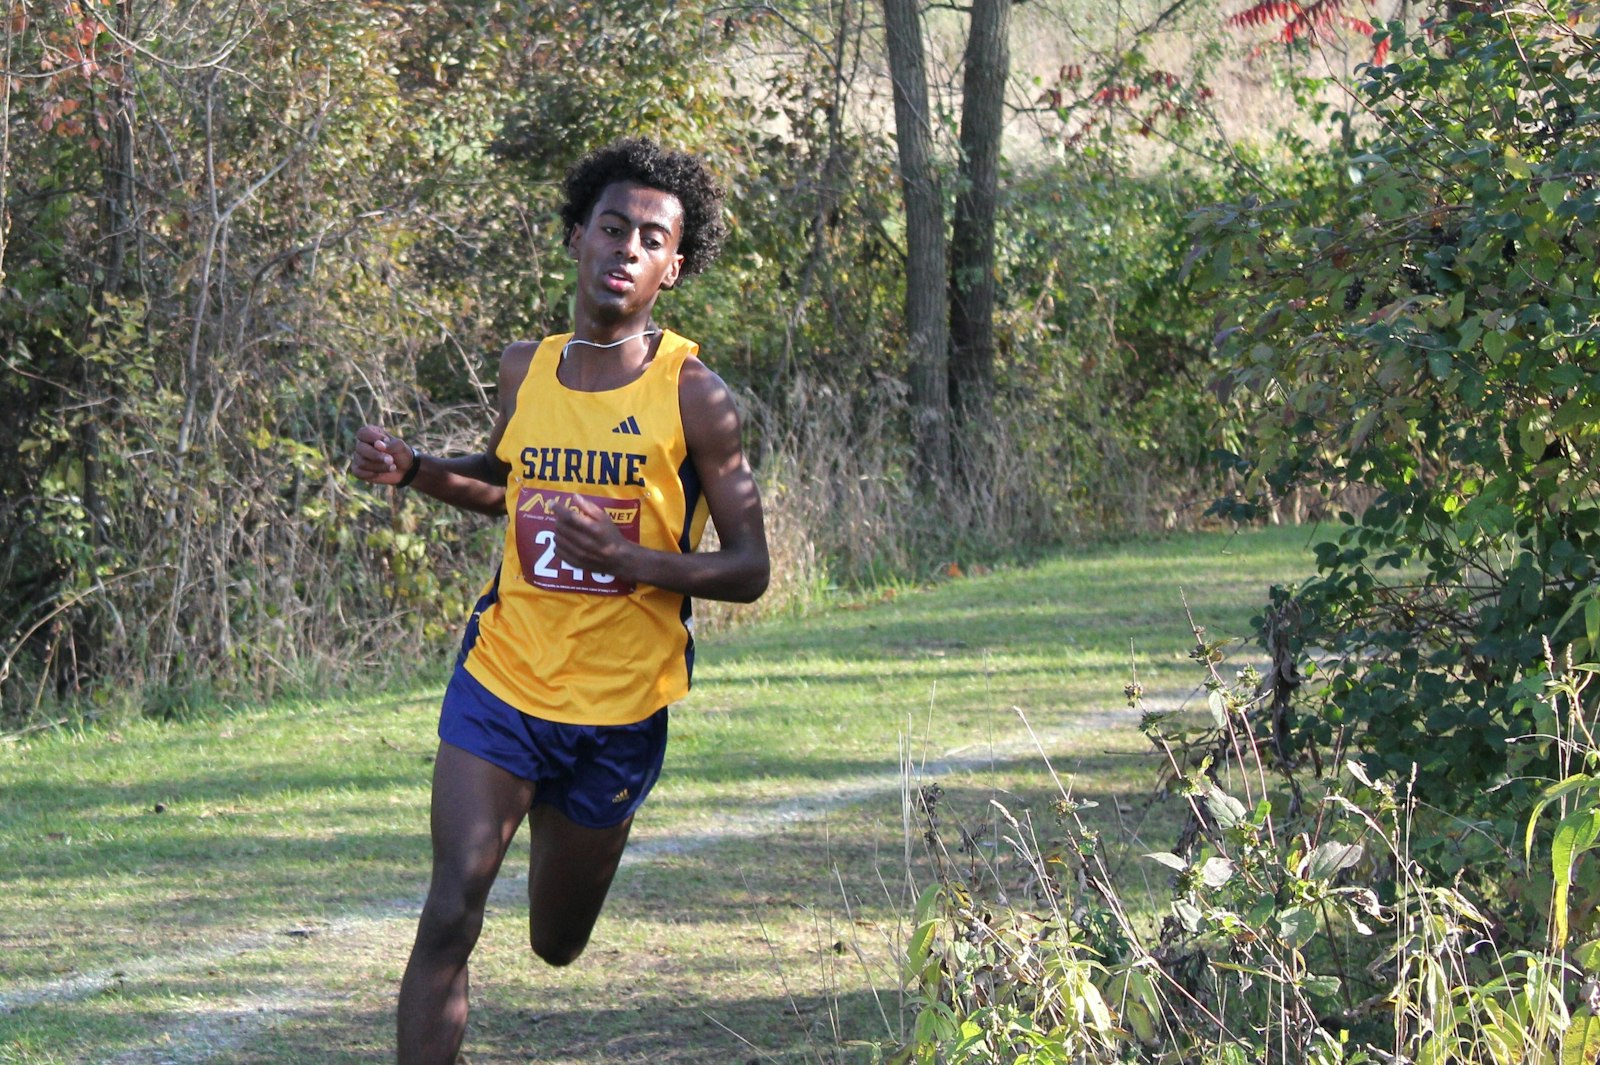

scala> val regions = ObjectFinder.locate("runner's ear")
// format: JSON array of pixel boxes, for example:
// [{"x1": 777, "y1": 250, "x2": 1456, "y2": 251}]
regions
[{"x1": 660, "y1": 254, "x2": 683, "y2": 291}]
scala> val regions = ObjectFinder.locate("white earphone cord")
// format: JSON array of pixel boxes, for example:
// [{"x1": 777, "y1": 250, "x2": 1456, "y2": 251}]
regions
[{"x1": 561, "y1": 328, "x2": 660, "y2": 361}]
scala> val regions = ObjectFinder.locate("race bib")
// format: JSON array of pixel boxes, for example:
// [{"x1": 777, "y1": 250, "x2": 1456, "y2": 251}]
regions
[{"x1": 514, "y1": 488, "x2": 640, "y2": 596}]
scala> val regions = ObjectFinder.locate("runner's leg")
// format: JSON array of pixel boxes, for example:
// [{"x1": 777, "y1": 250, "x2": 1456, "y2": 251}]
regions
[
  {"x1": 398, "y1": 742, "x2": 535, "y2": 1065},
  {"x1": 526, "y1": 804, "x2": 633, "y2": 965}
]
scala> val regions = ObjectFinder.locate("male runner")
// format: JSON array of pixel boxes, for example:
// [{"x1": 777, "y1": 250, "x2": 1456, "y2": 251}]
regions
[{"x1": 350, "y1": 138, "x2": 769, "y2": 1065}]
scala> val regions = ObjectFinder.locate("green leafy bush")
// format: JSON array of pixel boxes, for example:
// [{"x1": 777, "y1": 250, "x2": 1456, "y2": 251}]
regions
[
  {"x1": 1199, "y1": 3, "x2": 1600, "y2": 897},
  {"x1": 873, "y1": 630, "x2": 1600, "y2": 1064}
]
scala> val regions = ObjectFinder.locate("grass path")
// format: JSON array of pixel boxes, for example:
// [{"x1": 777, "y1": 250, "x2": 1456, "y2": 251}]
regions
[{"x1": 0, "y1": 526, "x2": 1320, "y2": 1064}]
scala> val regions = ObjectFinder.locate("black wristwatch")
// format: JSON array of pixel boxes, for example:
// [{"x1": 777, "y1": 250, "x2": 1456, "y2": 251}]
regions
[{"x1": 397, "y1": 443, "x2": 423, "y2": 488}]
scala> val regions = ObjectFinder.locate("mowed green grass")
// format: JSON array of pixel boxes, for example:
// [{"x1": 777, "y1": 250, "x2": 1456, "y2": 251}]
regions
[{"x1": 0, "y1": 525, "x2": 1322, "y2": 1064}]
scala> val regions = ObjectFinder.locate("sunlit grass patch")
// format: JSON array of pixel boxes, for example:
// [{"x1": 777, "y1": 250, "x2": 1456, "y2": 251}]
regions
[{"x1": 0, "y1": 525, "x2": 1321, "y2": 1063}]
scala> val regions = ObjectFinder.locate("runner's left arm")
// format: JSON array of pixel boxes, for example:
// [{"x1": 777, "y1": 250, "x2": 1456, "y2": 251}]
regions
[
  {"x1": 350, "y1": 342, "x2": 536, "y2": 516},
  {"x1": 551, "y1": 360, "x2": 769, "y2": 603}
]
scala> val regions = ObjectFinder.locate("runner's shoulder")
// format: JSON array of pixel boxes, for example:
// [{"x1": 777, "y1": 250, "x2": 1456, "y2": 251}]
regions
[
  {"x1": 676, "y1": 353, "x2": 742, "y2": 445},
  {"x1": 497, "y1": 339, "x2": 543, "y2": 388},
  {"x1": 677, "y1": 352, "x2": 731, "y2": 407},
  {"x1": 500, "y1": 339, "x2": 541, "y2": 370}
]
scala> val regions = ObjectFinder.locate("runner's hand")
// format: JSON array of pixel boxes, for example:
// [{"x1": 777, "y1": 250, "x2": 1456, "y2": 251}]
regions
[
  {"x1": 554, "y1": 495, "x2": 632, "y2": 577},
  {"x1": 351, "y1": 425, "x2": 414, "y2": 486}
]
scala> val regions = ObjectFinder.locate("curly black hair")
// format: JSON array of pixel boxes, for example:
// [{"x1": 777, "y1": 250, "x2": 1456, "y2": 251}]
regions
[{"x1": 559, "y1": 138, "x2": 728, "y2": 280}]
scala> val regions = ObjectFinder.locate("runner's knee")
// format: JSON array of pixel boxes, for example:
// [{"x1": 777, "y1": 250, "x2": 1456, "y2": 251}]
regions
[
  {"x1": 414, "y1": 885, "x2": 490, "y2": 957},
  {"x1": 529, "y1": 924, "x2": 590, "y2": 967}
]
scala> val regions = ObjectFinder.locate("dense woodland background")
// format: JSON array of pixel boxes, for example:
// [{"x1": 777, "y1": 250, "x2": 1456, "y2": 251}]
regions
[
  {"x1": 0, "y1": 0, "x2": 1355, "y2": 718},
  {"x1": 8, "y1": 0, "x2": 1600, "y2": 1059}
]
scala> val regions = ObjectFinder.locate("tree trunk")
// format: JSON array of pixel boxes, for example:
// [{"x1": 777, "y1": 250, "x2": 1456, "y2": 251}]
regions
[
  {"x1": 83, "y1": 0, "x2": 139, "y2": 546},
  {"x1": 949, "y1": 0, "x2": 1009, "y2": 436},
  {"x1": 882, "y1": 0, "x2": 950, "y2": 488}
]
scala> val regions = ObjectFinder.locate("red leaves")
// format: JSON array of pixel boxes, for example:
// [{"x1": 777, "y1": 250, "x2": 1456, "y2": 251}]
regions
[
  {"x1": 1093, "y1": 84, "x2": 1141, "y2": 104},
  {"x1": 19, "y1": 1, "x2": 128, "y2": 146},
  {"x1": 1225, "y1": 0, "x2": 1346, "y2": 37},
  {"x1": 1278, "y1": 2, "x2": 1340, "y2": 44},
  {"x1": 28, "y1": 6, "x2": 116, "y2": 78},
  {"x1": 37, "y1": 96, "x2": 87, "y2": 137},
  {"x1": 1093, "y1": 69, "x2": 1185, "y2": 110},
  {"x1": 1044, "y1": 63, "x2": 1199, "y2": 150},
  {"x1": 1063, "y1": 113, "x2": 1103, "y2": 149},
  {"x1": 1226, "y1": 0, "x2": 1288, "y2": 28},
  {"x1": 1226, "y1": 0, "x2": 1390, "y2": 65}
]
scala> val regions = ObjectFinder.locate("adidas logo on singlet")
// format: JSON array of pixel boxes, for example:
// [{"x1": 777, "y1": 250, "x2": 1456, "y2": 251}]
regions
[{"x1": 612, "y1": 415, "x2": 642, "y2": 436}]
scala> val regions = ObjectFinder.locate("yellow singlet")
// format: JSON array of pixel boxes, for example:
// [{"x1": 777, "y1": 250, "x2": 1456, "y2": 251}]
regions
[{"x1": 461, "y1": 330, "x2": 711, "y2": 726}]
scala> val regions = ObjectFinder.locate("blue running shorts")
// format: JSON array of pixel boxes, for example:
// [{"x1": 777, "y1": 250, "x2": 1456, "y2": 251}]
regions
[{"x1": 438, "y1": 664, "x2": 667, "y2": 829}]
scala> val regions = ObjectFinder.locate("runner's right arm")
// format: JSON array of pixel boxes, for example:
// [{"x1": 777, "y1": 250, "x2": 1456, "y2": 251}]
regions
[{"x1": 349, "y1": 342, "x2": 537, "y2": 517}]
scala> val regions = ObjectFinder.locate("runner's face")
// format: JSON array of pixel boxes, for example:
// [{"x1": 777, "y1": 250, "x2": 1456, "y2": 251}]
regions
[{"x1": 569, "y1": 181, "x2": 685, "y2": 322}]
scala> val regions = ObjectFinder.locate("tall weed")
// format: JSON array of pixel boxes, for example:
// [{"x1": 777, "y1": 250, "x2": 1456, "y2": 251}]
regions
[{"x1": 870, "y1": 623, "x2": 1600, "y2": 1063}]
